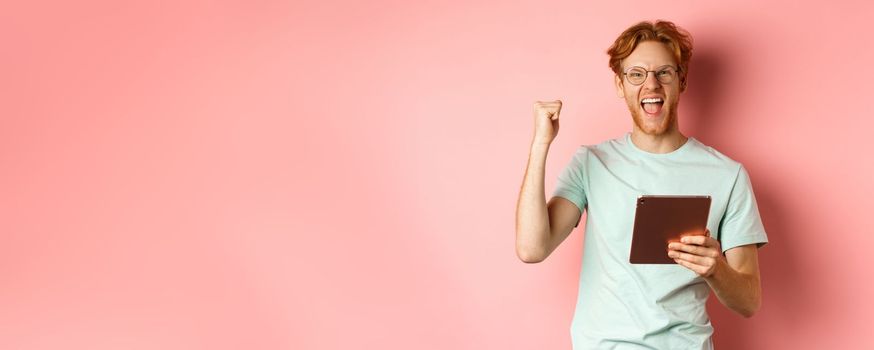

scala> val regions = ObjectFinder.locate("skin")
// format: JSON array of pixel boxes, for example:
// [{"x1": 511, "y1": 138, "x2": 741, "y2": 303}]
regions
[{"x1": 617, "y1": 40, "x2": 763, "y2": 318}]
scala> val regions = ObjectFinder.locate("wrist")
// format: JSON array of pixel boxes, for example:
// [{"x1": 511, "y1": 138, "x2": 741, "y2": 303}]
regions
[
  {"x1": 531, "y1": 139, "x2": 552, "y2": 149},
  {"x1": 705, "y1": 254, "x2": 731, "y2": 282}
]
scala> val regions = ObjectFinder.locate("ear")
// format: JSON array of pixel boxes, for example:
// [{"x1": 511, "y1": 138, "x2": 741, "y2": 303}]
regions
[
  {"x1": 614, "y1": 75, "x2": 626, "y2": 98},
  {"x1": 679, "y1": 71, "x2": 687, "y2": 93}
]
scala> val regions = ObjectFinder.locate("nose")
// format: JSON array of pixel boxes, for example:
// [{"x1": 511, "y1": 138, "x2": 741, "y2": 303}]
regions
[{"x1": 643, "y1": 71, "x2": 661, "y2": 89}]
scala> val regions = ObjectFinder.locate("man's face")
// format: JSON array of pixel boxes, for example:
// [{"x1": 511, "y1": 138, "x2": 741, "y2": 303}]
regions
[{"x1": 614, "y1": 40, "x2": 682, "y2": 136}]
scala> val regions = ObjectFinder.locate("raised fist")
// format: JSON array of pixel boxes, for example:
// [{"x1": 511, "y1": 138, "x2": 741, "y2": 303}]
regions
[{"x1": 532, "y1": 100, "x2": 562, "y2": 145}]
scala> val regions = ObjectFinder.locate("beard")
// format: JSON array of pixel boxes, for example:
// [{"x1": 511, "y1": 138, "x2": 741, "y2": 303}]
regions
[{"x1": 625, "y1": 97, "x2": 679, "y2": 136}]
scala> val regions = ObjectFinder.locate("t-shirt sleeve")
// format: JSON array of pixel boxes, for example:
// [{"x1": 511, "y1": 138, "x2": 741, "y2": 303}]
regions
[
  {"x1": 551, "y1": 147, "x2": 588, "y2": 227},
  {"x1": 718, "y1": 164, "x2": 769, "y2": 252}
]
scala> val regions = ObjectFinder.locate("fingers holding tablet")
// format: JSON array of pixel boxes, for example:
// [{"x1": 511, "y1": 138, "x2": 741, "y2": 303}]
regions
[{"x1": 666, "y1": 229, "x2": 727, "y2": 277}]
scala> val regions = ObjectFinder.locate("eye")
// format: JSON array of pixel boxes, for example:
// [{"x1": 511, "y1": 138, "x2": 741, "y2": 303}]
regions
[
  {"x1": 629, "y1": 72, "x2": 644, "y2": 78},
  {"x1": 657, "y1": 69, "x2": 672, "y2": 77}
]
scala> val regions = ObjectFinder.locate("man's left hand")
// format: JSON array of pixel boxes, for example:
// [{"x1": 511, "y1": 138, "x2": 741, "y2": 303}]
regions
[{"x1": 667, "y1": 229, "x2": 726, "y2": 278}]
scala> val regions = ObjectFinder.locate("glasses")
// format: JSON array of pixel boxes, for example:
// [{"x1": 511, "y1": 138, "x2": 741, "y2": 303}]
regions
[{"x1": 622, "y1": 65, "x2": 680, "y2": 85}]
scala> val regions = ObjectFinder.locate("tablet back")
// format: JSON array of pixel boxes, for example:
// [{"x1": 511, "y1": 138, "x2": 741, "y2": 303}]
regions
[{"x1": 629, "y1": 195, "x2": 711, "y2": 264}]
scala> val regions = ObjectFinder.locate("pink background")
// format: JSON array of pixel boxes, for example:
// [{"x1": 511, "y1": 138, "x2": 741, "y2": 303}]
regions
[{"x1": 2, "y1": 0, "x2": 872, "y2": 349}]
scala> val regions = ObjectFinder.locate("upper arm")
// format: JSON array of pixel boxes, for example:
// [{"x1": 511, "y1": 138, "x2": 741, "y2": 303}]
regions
[
  {"x1": 544, "y1": 196, "x2": 583, "y2": 257},
  {"x1": 724, "y1": 244, "x2": 760, "y2": 279}
]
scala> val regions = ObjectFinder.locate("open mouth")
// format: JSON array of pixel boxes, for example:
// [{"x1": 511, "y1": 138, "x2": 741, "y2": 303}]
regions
[{"x1": 640, "y1": 97, "x2": 664, "y2": 116}]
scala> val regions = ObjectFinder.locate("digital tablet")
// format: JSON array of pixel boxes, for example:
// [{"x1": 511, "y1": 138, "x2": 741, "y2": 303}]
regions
[{"x1": 629, "y1": 195, "x2": 711, "y2": 264}]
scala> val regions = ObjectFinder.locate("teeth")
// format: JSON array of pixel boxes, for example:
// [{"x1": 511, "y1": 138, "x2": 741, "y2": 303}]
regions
[{"x1": 641, "y1": 98, "x2": 663, "y2": 104}]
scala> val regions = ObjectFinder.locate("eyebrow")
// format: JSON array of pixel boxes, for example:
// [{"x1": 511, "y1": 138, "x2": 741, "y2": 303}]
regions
[{"x1": 624, "y1": 64, "x2": 677, "y2": 71}]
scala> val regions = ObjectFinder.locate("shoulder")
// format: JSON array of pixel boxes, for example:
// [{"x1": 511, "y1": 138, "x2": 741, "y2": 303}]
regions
[
  {"x1": 566, "y1": 143, "x2": 595, "y2": 161},
  {"x1": 582, "y1": 134, "x2": 626, "y2": 159},
  {"x1": 687, "y1": 137, "x2": 744, "y2": 173}
]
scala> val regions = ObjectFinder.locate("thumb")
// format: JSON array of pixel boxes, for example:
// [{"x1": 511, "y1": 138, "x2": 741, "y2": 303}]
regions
[{"x1": 552, "y1": 100, "x2": 562, "y2": 119}]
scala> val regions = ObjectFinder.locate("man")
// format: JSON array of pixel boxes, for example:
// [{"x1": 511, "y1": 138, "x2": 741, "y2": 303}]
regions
[{"x1": 514, "y1": 20, "x2": 768, "y2": 349}]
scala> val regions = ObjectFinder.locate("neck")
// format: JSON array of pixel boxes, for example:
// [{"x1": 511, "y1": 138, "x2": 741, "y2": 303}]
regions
[{"x1": 630, "y1": 127, "x2": 688, "y2": 154}]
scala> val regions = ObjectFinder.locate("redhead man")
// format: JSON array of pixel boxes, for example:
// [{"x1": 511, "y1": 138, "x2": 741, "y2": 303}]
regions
[{"x1": 515, "y1": 20, "x2": 768, "y2": 349}]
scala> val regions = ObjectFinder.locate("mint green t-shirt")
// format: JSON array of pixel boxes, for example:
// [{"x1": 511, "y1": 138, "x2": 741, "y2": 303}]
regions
[{"x1": 551, "y1": 132, "x2": 768, "y2": 350}]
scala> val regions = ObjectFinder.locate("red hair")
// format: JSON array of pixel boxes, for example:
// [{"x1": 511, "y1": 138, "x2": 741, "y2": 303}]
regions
[{"x1": 607, "y1": 20, "x2": 693, "y2": 91}]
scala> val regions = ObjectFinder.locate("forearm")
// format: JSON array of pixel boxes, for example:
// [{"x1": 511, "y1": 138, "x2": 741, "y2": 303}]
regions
[
  {"x1": 515, "y1": 142, "x2": 552, "y2": 262},
  {"x1": 704, "y1": 260, "x2": 762, "y2": 317}
]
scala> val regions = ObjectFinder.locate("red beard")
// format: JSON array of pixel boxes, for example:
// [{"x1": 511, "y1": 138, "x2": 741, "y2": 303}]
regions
[{"x1": 627, "y1": 98, "x2": 679, "y2": 136}]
